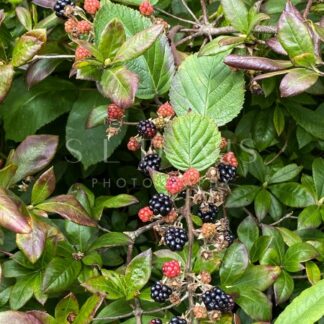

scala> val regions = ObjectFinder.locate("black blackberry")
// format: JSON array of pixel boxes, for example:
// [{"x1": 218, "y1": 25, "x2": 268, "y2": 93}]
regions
[
  {"x1": 54, "y1": 0, "x2": 74, "y2": 18},
  {"x1": 137, "y1": 120, "x2": 157, "y2": 138},
  {"x1": 197, "y1": 204, "x2": 218, "y2": 223},
  {"x1": 150, "y1": 320, "x2": 162, "y2": 324},
  {"x1": 151, "y1": 282, "x2": 172, "y2": 303},
  {"x1": 201, "y1": 287, "x2": 235, "y2": 312},
  {"x1": 164, "y1": 227, "x2": 188, "y2": 251},
  {"x1": 169, "y1": 317, "x2": 187, "y2": 324},
  {"x1": 149, "y1": 193, "x2": 173, "y2": 216},
  {"x1": 224, "y1": 230, "x2": 235, "y2": 245},
  {"x1": 218, "y1": 163, "x2": 236, "y2": 183},
  {"x1": 138, "y1": 153, "x2": 161, "y2": 174}
]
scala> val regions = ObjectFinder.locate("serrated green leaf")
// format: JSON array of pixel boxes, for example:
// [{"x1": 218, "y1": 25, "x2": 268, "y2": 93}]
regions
[
  {"x1": 221, "y1": 0, "x2": 249, "y2": 33},
  {"x1": 164, "y1": 113, "x2": 221, "y2": 171},
  {"x1": 149, "y1": 170, "x2": 168, "y2": 194},
  {"x1": 169, "y1": 53, "x2": 245, "y2": 126}
]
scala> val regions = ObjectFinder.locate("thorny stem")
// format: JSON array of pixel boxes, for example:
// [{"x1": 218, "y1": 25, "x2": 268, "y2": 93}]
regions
[{"x1": 200, "y1": 0, "x2": 209, "y2": 25}]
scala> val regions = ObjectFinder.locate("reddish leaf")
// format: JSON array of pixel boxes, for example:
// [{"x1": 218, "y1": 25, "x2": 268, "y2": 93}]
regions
[
  {"x1": 0, "y1": 188, "x2": 31, "y2": 234},
  {"x1": 11, "y1": 135, "x2": 59, "y2": 184},
  {"x1": 266, "y1": 38, "x2": 288, "y2": 55},
  {"x1": 32, "y1": 0, "x2": 56, "y2": 9},
  {"x1": 26, "y1": 311, "x2": 54, "y2": 324},
  {"x1": 224, "y1": 55, "x2": 292, "y2": 72},
  {"x1": 280, "y1": 68, "x2": 319, "y2": 97},
  {"x1": 0, "y1": 311, "x2": 42, "y2": 324},
  {"x1": 0, "y1": 64, "x2": 14, "y2": 103},
  {"x1": 36, "y1": 195, "x2": 97, "y2": 227},
  {"x1": 31, "y1": 167, "x2": 56, "y2": 205}
]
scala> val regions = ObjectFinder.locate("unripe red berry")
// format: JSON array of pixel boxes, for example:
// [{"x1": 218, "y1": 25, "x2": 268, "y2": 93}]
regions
[
  {"x1": 139, "y1": 0, "x2": 154, "y2": 16},
  {"x1": 162, "y1": 260, "x2": 181, "y2": 278},
  {"x1": 165, "y1": 176, "x2": 184, "y2": 195},
  {"x1": 127, "y1": 137, "x2": 140, "y2": 151},
  {"x1": 157, "y1": 102, "x2": 175, "y2": 118},
  {"x1": 77, "y1": 20, "x2": 92, "y2": 34},
  {"x1": 75, "y1": 46, "x2": 91, "y2": 60},
  {"x1": 84, "y1": 0, "x2": 100, "y2": 14},
  {"x1": 107, "y1": 103, "x2": 124, "y2": 120},
  {"x1": 138, "y1": 206, "x2": 154, "y2": 222},
  {"x1": 152, "y1": 134, "x2": 164, "y2": 149},
  {"x1": 183, "y1": 168, "x2": 200, "y2": 186},
  {"x1": 222, "y1": 151, "x2": 238, "y2": 167},
  {"x1": 64, "y1": 18, "x2": 77, "y2": 33}
]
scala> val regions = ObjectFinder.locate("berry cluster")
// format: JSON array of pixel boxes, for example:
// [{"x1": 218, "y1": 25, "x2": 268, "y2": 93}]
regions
[
  {"x1": 83, "y1": 0, "x2": 100, "y2": 14},
  {"x1": 137, "y1": 120, "x2": 157, "y2": 139},
  {"x1": 151, "y1": 282, "x2": 172, "y2": 302},
  {"x1": 75, "y1": 46, "x2": 91, "y2": 61},
  {"x1": 202, "y1": 287, "x2": 234, "y2": 312},
  {"x1": 139, "y1": 0, "x2": 154, "y2": 16},
  {"x1": 138, "y1": 153, "x2": 161, "y2": 174},
  {"x1": 218, "y1": 163, "x2": 236, "y2": 183},
  {"x1": 107, "y1": 104, "x2": 124, "y2": 121},
  {"x1": 164, "y1": 227, "x2": 188, "y2": 251},
  {"x1": 169, "y1": 317, "x2": 187, "y2": 324},
  {"x1": 198, "y1": 204, "x2": 219, "y2": 223},
  {"x1": 149, "y1": 193, "x2": 173, "y2": 216},
  {"x1": 54, "y1": 0, "x2": 74, "y2": 18}
]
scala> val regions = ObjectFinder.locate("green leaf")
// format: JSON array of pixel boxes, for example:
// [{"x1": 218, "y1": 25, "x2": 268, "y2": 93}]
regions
[
  {"x1": 312, "y1": 158, "x2": 324, "y2": 199},
  {"x1": 275, "y1": 279, "x2": 324, "y2": 324},
  {"x1": 32, "y1": 273, "x2": 48, "y2": 305},
  {"x1": 125, "y1": 249, "x2": 152, "y2": 299},
  {"x1": 0, "y1": 64, "x2": 14, "y2": 103},
  {"x1": 89, "y1": 232, "x2": 131, "y2": 251},
  {"x1": 273, "y1": 105, "x2": 285, "y2": 135},
  {"x1": 169, "y1": 53, "x2": 245, "y2": 126},
  {"x1": 269, "y1": 164, "x2": 303, "y2": 184},
  {"x1": 94, "y1": 2, "x2": 174, "y2": 99},
  {"x1": 278, "y1": 4, "x2": 315, "y2": 66},
  {"x1": 16, "y1": 7, "x2": 32, "y2": 31},
  {"x1": 0, "y1": 78, "x2": 77, "y2": 141},
  {"x1": 65, "y1": 222, "x2": 97, "y2": 252},
  {"x1": 221, "y1": 0, "x2": 249, "y2": 33},
  {"x1": 306, "y1": 261, "x2": 320, "y2": 285},
  {"x1": 97, "y1": 19, "x2": 126, "y2": 60},
  {"x1": 43, "y1": 257, "x2": 81, "y2": 293},
  {"x1": 31, "y1": 167, "x2": 56, "y2": 205},
  {"x1": 220, "y1": 242, "x2": 249, "y2": 285},
  {"x1": 283, "y1": 242, "x2": 319, "y2": 272},
  {"x1": 95, "y1": 300, "x2": 132, "y2": 324},
  {"x1": 36, "y1": 195, "x2": 96, "y2": 227},
  {"x1": 149, "y1": 170, "x2": 168, "y2": 194},
  {"x1": 114, "y1": 24, "x2": 164, "y2": 63},
  {"x1": 10, "y1": 275, "x2": 35, "y2": 310},
  {"x1": 280, "y1": 69, "x2": 319, "y2": 97},
  {"x1": 298, "y1": 205, "x2": 322, "y2": 230},
  {"x1": 270, "y1": 183, "x2": 316, "y2": 208},
  {"x1": 86, "y1": 105, "x2": 107, "y2": 129},
  {"x1": 237, "y1": 215, "x2": 259, "y2": 251},
  {"x1": 66, "y1": 91, "x2": 127, "y2": 169},
  {"x1": 236, "y1": 289, "x2": 272, "y2": 321},
  {"x1": 12, "y1": 29, "x2": 46, "y2": 67},
  {"x1": 277, "y1": 227, "x2": 302, "y2": 246},
  {"x1": 199, "y1": 36, "x2": 245, "y2": 56},
  {"x1": 93, "y1": 194, "x2": 138, "y2": 220},
  {"x1": 100, "y1": 66, "x2": 138, "y2": 108},
  {"x1": 250, "y1": 236, "x2": 273, "y2": 263},
  {"x1": 254, "y1": 189, "x2": 271, "y2": 221},
  {"x1": 55, "y1": 293, "x2": 79, "y2": 324},
  {"x1": 0, "y1": 188, "x2": 31, "y2": 233},
  {"x1": 226, "y1": 185, "x2": 259, "y2": 208},
  {"x1": 0, "y1": 164, "x2": 17, "y2": 189},
  {"x1": 274, "y1": 270, "x2": 294, "y2": 304},
  {"x1": 164, "y1": 113, "x2": 220, "y2": 171},
  {"x1": 73, "y1": 294, "x2": 104, "y2": 324}
]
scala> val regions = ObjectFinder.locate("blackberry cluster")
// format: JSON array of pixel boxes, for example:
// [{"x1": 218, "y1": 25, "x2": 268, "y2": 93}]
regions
[
  {"x1": 197, "y1": 204, "x2": 218, "y2": 223},
  {"x1": 137, "y1": 120, "x2": 157, "y2": 138},
  {"x1": 169, "y1": 317, "x2": 187, "y2": 324},
  {"x1": 149, "y1": 193, "x2": 173, "y2": 216},
  {"x1": 202, "y1": 287, "x2": 235, "y2": 312},
  {"x1": 138, "y1": 154, "x2": 161, "y2": 174},
  {"x1": 150, "y1": 319, "x2": 162, "y2": 324},
  {"x1": 218, "y1": 163, "x2": 236, "y2": 183},
  {"x1": 151, "y1": 282, "x2": 172, "y2": 303},
  {"x1": 164, "y1": 227, "x2": 188, "y2": 251},
  {"x1": 54, "y1": 0, "x2": 74, "y2": 18},
  {"x1": 224, "y1": 230, "x2": 235, "y2": 245}
]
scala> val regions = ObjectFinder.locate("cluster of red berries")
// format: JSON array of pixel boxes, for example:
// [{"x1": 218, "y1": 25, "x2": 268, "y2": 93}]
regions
[
  {"x1": 139, "y1": 0, "x2": 154, "y2": 16},
  {"x1": 65, "y1": 18, "x2": 92, "y2": 34},
  {"x1": 165, "y1": 168, "x2": 200, "y2": 195},
  {"x1": 84, "y1": 0, "x2": 100, "y2": 14}
]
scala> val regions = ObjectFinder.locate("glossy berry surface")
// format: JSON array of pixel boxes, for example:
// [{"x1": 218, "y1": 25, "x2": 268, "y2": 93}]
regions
[
  {"x1": 54, "y1": 0, "x2": 74, "y2": 18},
  {"x1": 165, "y1": 176, "x2": 184, "y2": 195},
  {"x1": 107, "y1": 104, "x2": 124, "y2": 120},
  {"x1": 75, "y1": 46, "x2": 91, "y2": 61},
  {"x1": 197, "y1": 204, "x2": 218, "y2": 223},
  {"x1": 162, "y1": 260, "x2": 181, "y2": 278},
  {"x1": 218, "y1": 163, "x2": 236, "y2": 183},
  {"x1": 224, "y1": 230, "x2": 235, "y2": 245},
  {"x1": 164, "y1": 227, "x2": 188, "y2": 251},
  {"x1": 201, "y1": 287, "x2": 235, "y2": 312},
  {"x1": 84, "y1": 0, "x2": 100, "y2": 14},
  {"x1": 183, "y1": 168, "x2": 200, "y2": 186},
  {"x1": 137, "y1": 120, "x2": 157, "y2": 138},
  {"x1": 77, "y1": 20, "x2": 92, "y2": 34},
  {"x1": 222, "y1": 151, "x2": 238, "y2": 167},
  {"x1": 138, "y1": 206, "x2": 153, "y2": 222},
  {"x1": 139, "y1": 0, "x2": 154, "y2": 16},
  {"x1": 138, "y1": 154, "x2": 161, "y2": 174},
  {"x1": 127, "y1": 137, "x2": 140, "y2": 151},
  {"x1": 152, "y1": 134, "x2": 164, "y2": 149},
  {"x1": 150, "y1": 320, "x2": 162, "y2": 324},
  {"x1": 169, "y1": 317, "x2": 187, "y2": 324},
  {"x1": 64, "y1": 18, "x2": 77, "y2": 33},
  {"x1": 149, "y1": 193, "x2": 173, "y2": 216},
  {"x1": 157, "y1": 102, "x2": 175, "y2": 117},
  {"x1": 151, "y1": 282, "x2": 172, "y2": 303}
]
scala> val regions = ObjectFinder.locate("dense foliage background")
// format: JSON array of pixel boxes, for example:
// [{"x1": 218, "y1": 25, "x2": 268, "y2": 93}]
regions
[{"x1": 0, "y1": 0, "x2": 324, "y2": 323}]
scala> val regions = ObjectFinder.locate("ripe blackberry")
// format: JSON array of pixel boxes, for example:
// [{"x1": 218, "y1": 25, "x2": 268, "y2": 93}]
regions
[
  {"x1": 201, "y1": 287, "x2": 235, "y2": 312},
  {"x1": 169, "y1": 317, "x2": 187, "y2": 324},
  {"x1": 149, "y1": 193, "x2": 172, "y2": 216},
  {"x1": 197, "y1": 204, "x2": 218, "y2": 223},
  {"x1": 224, "y1": 230, "x2": 235, "y2": 245},
  {"x1": 150, "y1": 320, "x2": 162, "y2": 324},
  {"x1": 54, "y1": 0, "x2": 74, "y2": 18},
  {"x1": 218, "y1": 163, "x2": 236, "y2": 183},
  {"x1": 138, "y1": 154, "x2": 161, "y2": 174},
  {"x1": 151, "y1": 282, "x2": 172, "y2": 303},
  {"x1": 137, "y1": 120, "x2": 157, "y2": 138},
  {"x1": 164, "y1": 227, "x2": 188, "y2": 251}
]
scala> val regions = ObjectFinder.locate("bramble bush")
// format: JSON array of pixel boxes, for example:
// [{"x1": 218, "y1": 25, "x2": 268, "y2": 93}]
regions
[{"x1": 0, "y1": 0, "x2": 324, "y2": 323}]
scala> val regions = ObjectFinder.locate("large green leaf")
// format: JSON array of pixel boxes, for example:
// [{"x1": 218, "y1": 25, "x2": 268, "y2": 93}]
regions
[
  {"x1": 274, "y1": 270, "x2": 294, "y2": 304},
  {"x1": 237, "y1": 215, "x2": 259, "y2": 251},
  {"x1": 0, "y1": 77, "x2": 77, "y2": 141},
  {"x1": 169, "y1": 53, "x2": 245, "y2": 126},
  {"x1": 275, "y1": 279, "x2": 324, "y2": 324},
  {"x1": 220, "y1": 0, "x2": 249, "y2": 33},
  {"x1": 163, "y1": 113, "x2": 221, "y2": 171},
  {"x1": 66, "y1": 91, "x2": 127, "y2": 169},
  {"x1": 269, "y1": 164, "x2": 303, "y2": 184},
  {"x1": 298, "y1": 205, "x2": 322, "y2": 230},
  {"x1": 10, "y1": 275, "x2": 35, "y2": 310},
  {"x1": 73, "y1": 294, "x2": 104, "y2": 324},
  {"x1": 225, "y1": 185, "x2": 259, "y2": 208},
  {"x1": 95, "y1": 300, "x2": 132, "y2": 324},
  {"x1": 94, "y1": 2, "x2": 174, "y2": 98},
  {"x1": 89, "y1": 232, "x2": 131, "y2": 251},
  {"x1": 55, "y1": 293, "x2": 79, "y2": 323}
]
